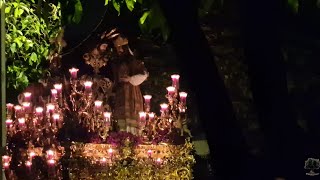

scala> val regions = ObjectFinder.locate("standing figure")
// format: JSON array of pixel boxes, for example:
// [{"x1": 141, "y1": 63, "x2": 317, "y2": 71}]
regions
[{"x1": 112, "y1": 36, "x2": 148, "y2": 135}]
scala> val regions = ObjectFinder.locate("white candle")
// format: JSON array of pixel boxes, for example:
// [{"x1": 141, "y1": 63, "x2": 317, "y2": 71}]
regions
[{"x1": 69, "y1": 67, "x2": 79, "y2": 79}]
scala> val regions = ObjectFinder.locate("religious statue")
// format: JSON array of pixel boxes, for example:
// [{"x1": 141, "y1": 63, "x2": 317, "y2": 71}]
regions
[{"x1": 111, "y1": 35, "x2": 149, "y2": 135}]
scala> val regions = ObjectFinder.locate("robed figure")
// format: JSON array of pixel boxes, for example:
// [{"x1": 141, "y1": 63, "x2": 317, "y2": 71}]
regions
[{"x1": 112, "y1": 36, "x2": 148, "y2": 135}]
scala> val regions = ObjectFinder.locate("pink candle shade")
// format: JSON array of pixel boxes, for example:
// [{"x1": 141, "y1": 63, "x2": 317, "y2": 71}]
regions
[
  {"x1": 6, "y1": 103, "x2": 14, "y2": 114},
  {"x1": 94, "y1": 100, "x2": 103, "y2": 110},
  {"x1": 166, "y1": 86, "x2": 175, "y2": 97},
  {"x1": 53, "y1": 84, "x2": 62, "y2": 94},
  {"x1": 179, "y1": 92, "x2": 188, "y2": 104},
  {"x1": 103, "y1": 112, "x2": 111, "y2": 124},
  {"x1": 139, "y1": 111, "x2": 146, "y2": 121},
  {"x1": 35, "y1": 107, "x2": 44, "y2": 116},
  {"x1": 147, "y1": 149, "x2": 152, "y2": 157},
  {"x1": 18, "y1": 118, "x2": 26, "y2": 125},
  {"x1": 52, "y1": 113, "x2": 60, "y2": 121},
  {"x1": 5, "y1": 119, "x2": 13, "y2": 126},
  {"x1": 22, "y1": 102, "x2": 31, "y2": 113},
  {"x1": 143, "y1": 95, "x2": 152, "y2": 104},
  {"x1": 160, "y1": 103, "x2": 168, "y2": 112},
  {"x1": 69, "y1": 67, "x2": 79, "y2": 79},
  {"x1": 148, "y1": 112, "x2": 155, "y2": 121},
  {"x1": 51, "y1": 89, "x2": 58, "y2": 99},
  {"x1": 46, "y1": 103, "x2": 55, "y2": 113},
  {"x1": 171, "y1": 74, "x2": 180, "y2": 90},
  {"x1": 23, "y1": 92, "x2": 32, "y2": 102},
  {"x1": 84, "y1": 81, "x2": 93, "y2": 93}
]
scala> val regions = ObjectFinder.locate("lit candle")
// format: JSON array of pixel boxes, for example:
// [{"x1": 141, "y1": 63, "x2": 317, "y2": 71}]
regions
[
  {"x1": 108, "y1": 148, "x2": 113, "y2": 155},
  {"x1": 14, "y1": 105, "x2": 22, "y2": 117},
  {"x1": 147, "y1": 149, "x2": 152, "y2": 157},
  {"x1": 24, "y1": 92, "x2": 32, "y2": 102},
  {"x1": 46, "y1": 103, "x2": 55, "y2": 113},
  {"x1": 143, "y1": 95, "x2": 152, "y2": 105},
  {"x1": 2, "y1": 155, "x2": 10, "y2": 169},
  {"x1": 47, "y1": 159, "x2": 55, "y2": 165},
  {"x1": 35, "y1": 107, "x2": 44, "y2": 116},
  {"x1": 53, "y1": 84, "x2": 62, "y2": 94},
  {"x1": 166, "y1": 86, "x2": 175, "y2": 97},
  {"x1": 46, "y1": 150, "x2": 54, "y2": 160},
  {"x1": 18, "y1": 118, "x2": 25, "y2": 125},
  {"x1": 160, "y1": 103, "x2": 168, "y2": 113},
  {"x1": 171, "y1": 74, "x2": 180, "y2": 90},
  {"x1": 22, "y1": 102, "x2": 31, "y2": 114},
  {"x1": 148, "y1": 112, "x2": 155, "y2": 121},
  {"x1": 156, "y1": 157, "x2": 162, "y2": 164},
  {"x1": 25, "y1": 161, "x2": 32, "y2": 167},
  {"x1": 51, "y1": 89, "x2": 57, "y2": 99},
  {"x1": 29, "y1": 151, "x2": 36, "y2": 159},
  {"x1": 5, "y1": 119, "x2": 12, "y2": 126},
  {"x1": 100, "y1": 157, "x2": 107, "y2": 164},
  {"x1": 69, "y1": 67, "x2": 79, "y2": 79},
  {"x1": 6, "y1": 103, "x2": 14, "y2": 115},
  {"x1": 179, "y1": 92, "x2": 188, "y2": 105},
  {"x1": 84, "y1": 81, "x2": 93, "y2": 93},
  {"x1": 94, "y1": 100, "x2": 103, "y2": 111},
  {"x1": 103, "y1": 112, "x2": 111, "y2": 125},
  {"x1": 52, "y1": 113, "x2": 60, "y2": 121},
  {"x1": 139, "y1": 111, "x2": 146, "y2": 121},
  {"x1": 3, "y1": 162, "x2": 9, "y2": 168}
]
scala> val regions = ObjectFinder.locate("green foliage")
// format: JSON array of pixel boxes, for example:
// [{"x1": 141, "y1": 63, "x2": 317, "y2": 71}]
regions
[
  {"x1": 288, "y1": 0, "x2": 299, "y2": 13},
  {"x1": 5, "y1": 0, "x2": 62, "y2": 91}
]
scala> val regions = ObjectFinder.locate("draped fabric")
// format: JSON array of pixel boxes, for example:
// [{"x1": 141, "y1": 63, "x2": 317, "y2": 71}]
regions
[{"x1": 113, "y1": 58, "x2": 147, "y2": 130}]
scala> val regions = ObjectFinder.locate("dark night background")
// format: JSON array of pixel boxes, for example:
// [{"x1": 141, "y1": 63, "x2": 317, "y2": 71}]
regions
[{"x1": 55, "y1": 0, "x2": 320, "y2": 180}]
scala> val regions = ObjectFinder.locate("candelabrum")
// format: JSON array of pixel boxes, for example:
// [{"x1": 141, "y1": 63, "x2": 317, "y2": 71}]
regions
[
  {"x1": 5, "y1": 93, "x2": 64, "y2": 179},
  {"x1": 139, "y1": 74, "x2": 192, "y2": 144}
]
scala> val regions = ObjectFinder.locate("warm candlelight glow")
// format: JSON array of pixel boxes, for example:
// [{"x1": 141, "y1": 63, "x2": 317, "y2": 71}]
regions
[
  {"x1": 148, "y1": 112, "x2": 155, "y2": 120},
  {"x1": 29, "y1": 151, "x2": 36, "y2": 158},
  {"x1": 3, "y1": 162, "x2": 9, "y2": 168},
  {"x1": 36, "y1": 107, "x2": 44, "y2": 114},
  {"x1": 47, "y1": 159, "x2": 55, "y2": 165},
  {"x1": 94, "y1": 100, "x2": 103, "y2": 108},
  {"x1": 147, "y1": 149, "x2": 152, "y2": 156},
  {"x1": 156, "y1": 157, "x2": 162, "y2": 163},
  {"x1": 108, "y1": 148, "x2": 113, "y2": 154},
  {"x1": 166, "y1": 86, "x2": 175, "y2": 93},
  {"x1": 51, "y1": 89, "x2": 58, "y2": 98},
  {"x1": 25, "y1": 161, "x2": 32, "y2": 167},
  {"x1": 2, "y1": 155, "x2": 10, "y2": 161},
  {"x1": 14, "y1": 105, "x2": 22, "y2": 111},
  {"x1": 47, "y1": 150, "x2": 54, "y2": 157},
  {"x1": 24, "y1": 92, "x2": 32, "y2": 102},
  {"x1": 6, "y1": 103, "x2": 14, "y2": 112},
  {"x1": 5, "y1": 119, "x2": 12, "y2": 125},
  {"x1": 100, "y1": 157, "x2": 107, "y2": 163},
  {"x1": 52, "y1": 113, "x2": 60, "y2": 121},
  {"x1": 160, "y1": 103, "x2": 168, "y2": 111},
  {"x1": 84, "y1": 81, "x2": 93, "y2": 88},
  {"x1": 171, "y1": 74, "x2": 180, "y2": 90},
  {"x1": 69, "y1": 67, "x2": 79, "y2": 79},
  {"x1": 143, "y1": 95, "x2": 152, "y2": 102},
  {"x1": 22, "y1": 102, "x2": 30, "y2": 108},
  {"x1": 179, "y1": 92, "x2": 188, "y2": 104},
  {"x1": 139, "y1": 111, "x2": 146, "y2": 121},
  {"x1": 54, "y1": 83, "x2": 62, "y2": 92},
  {"x1": 18, "y1": 118, "x2": 25, "y2": 124},
  {"x1": 46, "y1": 103, "x2": 55, "y2": 112}
]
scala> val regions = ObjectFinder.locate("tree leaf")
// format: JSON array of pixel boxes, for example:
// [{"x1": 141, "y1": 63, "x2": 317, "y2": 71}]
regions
[
  {"x1": 30, "y1": 52, "x2": 38, "y2": 63},
  {"x1": 10, "y1": 43, "x2": 16, "y2": 53},
  {"x1": 14, "y1": 38, "x2": 23, "y2": 48},
  {"x1": 113, "y1": 0, "x2": 121, "y2": 15},
  {"x1": 125, "y1": 0, "x2": 135, "y2": 11},
  {"x1": 5, "y1": 6, "x2": 11, "y2": 14},
  {"x1": 105, "y1": 0, "x2": 109, "y2": 6},
  {"x1": 72, "y1": 0, "x2": 83, "y2": 24},
  {"x1": 139, "y1": 11, "x2": 150, "y2": 24}
]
